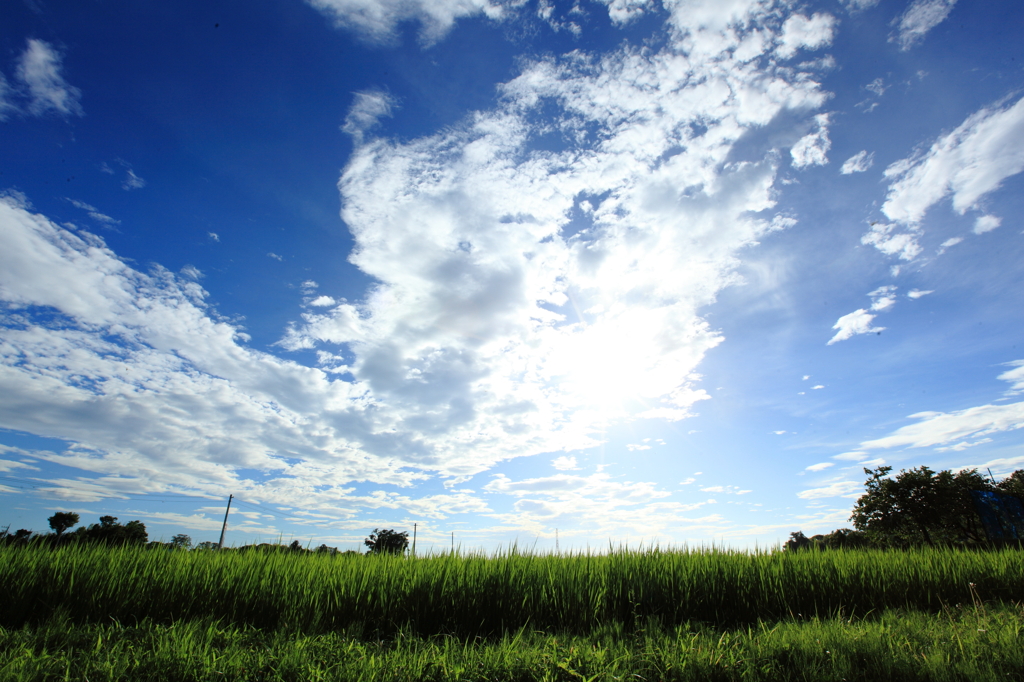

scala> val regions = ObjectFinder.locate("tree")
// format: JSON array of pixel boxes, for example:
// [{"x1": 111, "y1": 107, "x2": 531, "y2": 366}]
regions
[
  {"x1": 996, "y1": 470, "x2": 1024, "y2": 501},
  {"x1": 48, "y1": 512, "x2": 79, "y2": 539},
  {"x1": 364, "y1": 528, "x2": 409, "y2": 555},
  {"x1": 195, "y1": 541, "x2": 219, "y2": 551},
  {"x1": 171, "y1": 534, "x2": 192, "y2": 550},
  {"x1": 850, "y1": 466, "x2": 992, "y2": 546},
  {"x1": 73, "y1": 516, "x2": 149, "y2": 546}
]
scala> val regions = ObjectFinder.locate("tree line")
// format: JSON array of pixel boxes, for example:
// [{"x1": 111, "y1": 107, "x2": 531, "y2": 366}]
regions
[
  {"x1": 1, "y1": 512, "x2": 411, "y2": 556},
  {"x1": 787, "y1": 466, "x2": 1024, "y2": 550}
]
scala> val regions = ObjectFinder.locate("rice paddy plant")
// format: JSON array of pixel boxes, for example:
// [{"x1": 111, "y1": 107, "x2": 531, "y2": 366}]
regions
[
  {"x1": 1, "y1": 544, "x2": 1022, "y2": 637},
  {"x1": 2, "y1": 604, "x2": 1023, "y2": 681}
]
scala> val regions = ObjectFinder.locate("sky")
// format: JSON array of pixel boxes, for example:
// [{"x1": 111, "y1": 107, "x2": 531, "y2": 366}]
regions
[{"x1": 1, "y1": 0, "x2": 1023, "y2": 552}]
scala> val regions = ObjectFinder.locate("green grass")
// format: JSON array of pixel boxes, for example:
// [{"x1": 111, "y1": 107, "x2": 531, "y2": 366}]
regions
[
  {"x1": 2, "y1": 544, "x2": 1022, "y2": 636},
  {"x1": 2, "y1": 605, "x2": 1022, "y2": 681},
  {"x1": 1, "y1": 544, "x2": 1022, "y2": 680}
]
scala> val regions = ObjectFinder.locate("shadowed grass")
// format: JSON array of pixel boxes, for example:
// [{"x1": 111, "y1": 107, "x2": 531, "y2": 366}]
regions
[{"x1": 1, "y1": 604, "x2": 1022, "y2": 681}]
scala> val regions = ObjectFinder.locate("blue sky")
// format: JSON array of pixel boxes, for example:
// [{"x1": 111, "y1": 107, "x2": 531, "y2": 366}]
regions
[{"x1": 2, "y1": 0, "x2": 1023, "y2": 552}]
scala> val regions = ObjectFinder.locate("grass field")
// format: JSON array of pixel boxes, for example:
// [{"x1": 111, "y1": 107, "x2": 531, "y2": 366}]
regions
[{"x1": 1, "y1": 544, "x2": 1022, "y2": 680}]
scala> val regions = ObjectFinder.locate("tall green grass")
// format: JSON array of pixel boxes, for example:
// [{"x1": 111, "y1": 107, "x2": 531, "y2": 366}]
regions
[
  {"x1": 3, "y1": 605, "x2": 1024, "y2": 681},
  {"x1": 2, "y1": 545, "x2": 1021, "y2": 637}
]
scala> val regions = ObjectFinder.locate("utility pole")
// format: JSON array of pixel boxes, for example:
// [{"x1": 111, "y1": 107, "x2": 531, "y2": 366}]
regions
[
  {"x1": 555, "y1": 528, "x2": 559, "y2": 554},
  {"x1": 451, "y1": 531, "x2": 454, "y2": 554},
  {"x1": 412, "y1": 523, "x2": 417, "y2": 558},
  {"x1": 218, "y1": 494, "x2": 233, "y2": 549},
  {"x1": 988, "y1": 468, "x2": 997, "y2": 484}
]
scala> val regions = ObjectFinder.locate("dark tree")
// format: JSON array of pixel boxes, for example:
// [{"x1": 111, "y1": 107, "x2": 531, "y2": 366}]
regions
[
  {"x1": 48, "y1": 512, "x2": 79, "y2": 539},
  {"x1": 364, "y1": 528, "x2": 409, "y2": 555},
  {"x1": 850, "y1": 466, "x2": 992, "y2": 546},
  {"x1": 170, "y1": 534, "x2": 192, "y2": 550},
  {"x1": 996, "y1": 470, "x2": 1024, "y2": 501},
  {"x1": 73, "y1": 516, "x2": 149, "y2": 546}
]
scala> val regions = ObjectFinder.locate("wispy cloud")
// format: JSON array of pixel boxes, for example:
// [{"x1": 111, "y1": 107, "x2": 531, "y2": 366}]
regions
[
  {"x1": 892, "y1": 0, "x2": 957, "y2": 51},
  {"x1": 342, "y1": 90, "x2": 395, "y2": 144},
  {"x1": 840, "y1": 150, "x2": 874, "y2": 174},
  {"x1": 306, "y1": 0, "x2": 507, "y2": 45},
  {"x1": 15, "y1": 39, "x2": 83, "y2": 117}
]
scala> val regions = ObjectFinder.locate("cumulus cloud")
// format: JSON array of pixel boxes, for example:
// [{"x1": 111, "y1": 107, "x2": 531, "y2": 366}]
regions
[
  {"x1": 973, "y1": 214, "x2": 1001, "y2": 234},
  {"x1": 309, "y1": 295, "x2": 337, "y2": 307},
  {"x1": 907, "y1": 289, "x2": 932, "y2": 299},
  {"x1": 342, "y1": 90, "x2": 395, "y2": 144},
  {"x1": 15, "y1": 39, "x2": 83, "y2": 117},
  {"x1": 880, "y1": 96, "x2": 1024, "y2": 226},
  {"x1": 868, "y1": 285, "x2": 897, "y2": 311},
  {"x1": 285, "y1": 1, "x2": 832, "y2": 472},
  {"x1": 1, "y1": 1, "x2": 837, "y2": 522},
  {"x1": 791, "y1": 113, "x2": 831, "y2": 168},
  {"x1": 776, "y1": 13, "x2": 837, "y2": 60},
  {"x1": 828, "y1": 309, "x2": 883, "y2": 345},
  {"x1": 551, "y1": 455, "x2": 580, "y2": 470},
  {"x1": 861, "y1": 221, "x2": 922, "y2": 261},
  {"x1": 0, "y1": 196, "x2": 428, "y2": 504},
  {"x1": 306, "y1": 0, "x2": 507, "y2": 45},
  {"x1": 892, "y1": 0, "x2": 957, "y2": 51},
  {"x1": 840, "y1": 150, "x2": 874, "y2": 174}
]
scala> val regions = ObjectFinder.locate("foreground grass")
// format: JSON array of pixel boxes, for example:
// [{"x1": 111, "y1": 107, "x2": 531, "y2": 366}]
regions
[
  {"x1": 2, "y1": 605, "x2": 1022, "y2": 682},
  {"x1": 3, "y1": 544, "x2": 1023, "y2": 636}
]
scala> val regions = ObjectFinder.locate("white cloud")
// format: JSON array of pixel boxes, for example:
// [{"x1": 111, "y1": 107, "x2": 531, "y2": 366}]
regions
[
  {"x1": 309, "y1": 295, "x2": 337, "y2": 307},
  {"x1": 907, "y1": 289, "x2": 932, "y2": 299},
  {"x1": 840, "y1": 150, "x2": 874, "y2": 174},
  {"x1": 285, "y1": 2, "x2": 832, "y2": 474},
  {"x1": 776, "y1": 13, "x2": 837, "y2": 60},
  {"x1": 699, "y1": 485, "x2": 751, "y2": 494},
  {"x1": 342, "y1": 90, "x2": 396, "y2": 144},
  {"x1": 484, "y1": 471, "x2": 725, "y2": 538},
  {"x1": 936, "y1": 237, "x2": 962, "y2": 255},
  {"x1": 15, "y1": 39, "x2": 83, "y2": 117},
  {"x1": 0, "y1": 73, "x2": 16, "y2": 121},
  {"x1": 841, "y1": 0, "x2": 879, "y2": 11},
  {"x1": 551, "y1": 455, "x2": 580, "y2": 470},
  {"x1": 306, "y1": 0, "x2": 507, "y2": 45},
  {"x1": 267, "y1": 252, "x2": 283, "y2": 261},
  {"x1": 66, "y1": 199, "x2": 119, "y2": 226},
  {"x1": 868, "y1": 284, "x2": 897, "y2": 311},
  {"x1": 180, "y1": 265, "x2": 203, "y2": 280},
  {"x1": 812, "y1": 384, "x2": 824, "y2": 390},
  {"x1": 680, "y1": 477, "x2": 696, "y2": 485},
  {"x1": 797, "y1": 480, "x2": 861, "y2": 499},
  {"x1": 827, "y1": 309, "x2": 883, "y2": 345},
  {"x1": 892, "y1": 0, "x2": 957, "y2": 51},
  {"x1": 122, "y1": 169, "x2": 146, "y2": 190},
  {"x1": 881, "y1": 96, "x2": 1024, "y2": 226},
  {"x1": 860, "y1": 222, "x2": 923, "y2": 261},
  {"x1": 805, "y1": 462, "x2": 834, "y2": 471},
  {"x1": 595, "y1": 0, "x2": 656, "y2": 24},
  {"x1": 626, "y1": 443, "x2": 651, "y2": 451},
  {"x1": 0, "y1": 2, "x2": 837, "y2": 517},
  {"x1": 208, "y1": 232, "x2": 220, "y2": 242},
  {"x1": 802, "y1": 375, "x2": 810, "y2": 380},
  {"x1": 973, "y1": 214, "x2": 1001, "y2": 234},
  {"x1": 791, "y1": 113, "x2": 831, "y2": 168},
  {"x1": 999, "y1": 361, "x2": 1024, "y2": 395},
  {"x1": 861, "y1": 402, "x2": 1024, "y2": 451}
]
